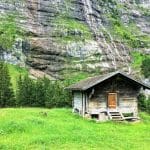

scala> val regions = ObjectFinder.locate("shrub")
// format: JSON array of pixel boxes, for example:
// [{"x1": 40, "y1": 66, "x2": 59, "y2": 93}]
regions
[
  {"x1": 138, "y1": 94, "x2": 150, "y2": 114},
  {"x1": 146, "y1": 97, "x2": 150, "y2": 114},
  {"x1": 138, "y1": 94, "x2": 147, "y2": 111},
  {"x1": 141, "y1": 58, "x2": 150, "y2": 78}
]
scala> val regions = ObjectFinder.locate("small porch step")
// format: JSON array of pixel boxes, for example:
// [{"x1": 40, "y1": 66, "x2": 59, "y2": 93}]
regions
[
  {"x1": 112, "y1": 118, "x2": 124, "y2": 121},
  {"x1": 107, "y1": 110, "x2": 125, "y2": 121},
  {"x1": 124, "y1": 116, "x2": 140, "y2": 121}
]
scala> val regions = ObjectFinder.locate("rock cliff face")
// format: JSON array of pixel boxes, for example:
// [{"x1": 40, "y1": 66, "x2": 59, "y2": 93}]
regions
[{"x1": 0, "y1": 0, "x2": 150, "y2": 79}]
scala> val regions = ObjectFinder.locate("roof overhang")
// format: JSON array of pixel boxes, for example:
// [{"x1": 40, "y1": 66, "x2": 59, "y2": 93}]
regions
[{"x1": 66, "y1": 71, "x2": 150, "y2": 91}]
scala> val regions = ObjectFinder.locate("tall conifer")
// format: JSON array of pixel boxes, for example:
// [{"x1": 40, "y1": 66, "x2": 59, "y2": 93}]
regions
[{"x1": 0, "y1": 61, "x2": 14, "y2": 107}]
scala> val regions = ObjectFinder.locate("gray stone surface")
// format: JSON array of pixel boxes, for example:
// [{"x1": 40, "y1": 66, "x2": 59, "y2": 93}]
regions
[{"x1": 0, "y1": 0, "x2": 149, "y2": 78}]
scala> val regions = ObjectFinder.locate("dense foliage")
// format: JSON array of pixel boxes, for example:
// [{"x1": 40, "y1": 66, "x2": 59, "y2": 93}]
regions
[
  {"x1": 0, "y1": 14, "x2": 22, "y2": 51},
  {"x1": 138, "y1": 94, "x2": 150, "y2": 114},
  {"x1": 0, "y1": 62, "x2": 150, "y2": 113},
  {"x1": 16, "y1": 75, "x2": 72, "y2": 108},
  {"x1": 0, "y1": 62, "x2": 15, "y2": 107},
  {"x1": 141, "y1": 58, "x2": 150, "y2": 78},
  {"x1": 0, "y1": 62, "x2": 71, "y2": 108}
]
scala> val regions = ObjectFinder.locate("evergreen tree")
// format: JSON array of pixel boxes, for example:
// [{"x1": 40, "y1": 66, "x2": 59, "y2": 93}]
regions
[
  {"x1": 16, "y1": 75, "x2": 23, "y2": 106},
  {"x1": 16, "y1": 75, "x2": 72, "y2": 108},
  {"x1": 45, "y1": 80, "x2": 71, "y2": 108},
  {"x1": 0, "y1": 61, "x2": 14, "y2": 107},
  {"x1": 34, "y1": 78, "x2": 46, "y2": 107},
  {"x1": 17, "y1": 75, "x2": 35, "y2": 106},
  {"x1": 138, "y1": 94, "x2": 147, "y2": 111},
  {"x1": 45, "y1": 80, "x2": 55, "y2": 108}
]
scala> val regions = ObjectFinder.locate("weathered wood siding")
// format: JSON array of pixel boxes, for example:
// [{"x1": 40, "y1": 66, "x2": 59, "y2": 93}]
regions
[
  {"x1": 73, "y1": 91, "x2": 83, "y2": 114},
  {"x1": 86, "y1": 75, "x2": 140, "y2": 115},
  {"x1": 88, "y1": 97, "x2": 107, "y2": 112},
  {"x1": 118, "y1": 86, "x2": 139, "y2": 116},
  {"x1": 118, "y1": 98, "x2": 138, "y2": 115}
]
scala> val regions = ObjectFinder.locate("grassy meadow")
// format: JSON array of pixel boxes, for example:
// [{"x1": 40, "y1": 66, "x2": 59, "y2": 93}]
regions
[{"x1": 0, "y1": 108, "x2": 149, "y2": 150}]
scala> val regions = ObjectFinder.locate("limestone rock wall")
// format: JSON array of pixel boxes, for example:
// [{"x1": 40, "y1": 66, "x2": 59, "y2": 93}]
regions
[{"x1": 0, "y1": 0, "x2": 150, "y2": 79}]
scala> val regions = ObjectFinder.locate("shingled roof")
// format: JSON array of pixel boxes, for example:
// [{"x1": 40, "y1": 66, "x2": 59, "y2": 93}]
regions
[{"x1": 66, "y1": 71, "x2": 150, "y2": 91}]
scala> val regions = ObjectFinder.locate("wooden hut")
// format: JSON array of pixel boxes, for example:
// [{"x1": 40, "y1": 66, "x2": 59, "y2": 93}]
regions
[{"x1": 66, "y1": 71, "x2": 150, "y2": 121}]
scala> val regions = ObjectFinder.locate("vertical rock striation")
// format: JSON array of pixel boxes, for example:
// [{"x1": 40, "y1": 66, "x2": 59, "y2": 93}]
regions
[{"x1": 0, "y1": 0, "x2": 149, "y2": 78}]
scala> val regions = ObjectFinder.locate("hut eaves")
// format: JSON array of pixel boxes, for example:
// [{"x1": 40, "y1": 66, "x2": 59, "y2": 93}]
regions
[{"x1": 66, "y1": 71, "x2": 150, "y2": 91}]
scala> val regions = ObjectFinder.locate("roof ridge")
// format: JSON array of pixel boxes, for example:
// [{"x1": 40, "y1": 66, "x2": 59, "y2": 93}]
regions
[{"x1": 66, "y1": 71, "x2": 150, "y2": 91}]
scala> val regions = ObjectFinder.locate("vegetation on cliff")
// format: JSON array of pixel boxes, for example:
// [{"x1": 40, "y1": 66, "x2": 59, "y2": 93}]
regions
[
  {"x1": 53, "y1": 15, "x2": 93, "y2": 43},
  {"x1": 0, "y1": 14, "x2": 22, "y2": 51},
  {"x1": 141, "y1": 58, "x2": 150, "y2": 78},
  {"x1": 0, "y1": 0, "x2": 149, "y2": 110},
  {"x1": 106, "y1": 1, "x2": 150, "y2": 49},
  {"x1": 131, "y1": 51, "x2": 150, "y2": 74}
]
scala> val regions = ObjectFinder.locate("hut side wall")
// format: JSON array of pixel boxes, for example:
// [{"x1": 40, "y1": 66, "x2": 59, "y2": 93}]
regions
[
  {"x1": 73, "y1": 91, "x2": 83, "y2": 115},
  {"x1": 118, "y1": 85, "x2": 139, "y2": 116},
  {"x1": 86, "y1": 76, "x2": 140, "y2": 116}
]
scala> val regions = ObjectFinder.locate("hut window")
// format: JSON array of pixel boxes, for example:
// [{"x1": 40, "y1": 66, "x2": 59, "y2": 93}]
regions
[{"x1": 91, "y1": 114, "x2": 99, "y2": 119}]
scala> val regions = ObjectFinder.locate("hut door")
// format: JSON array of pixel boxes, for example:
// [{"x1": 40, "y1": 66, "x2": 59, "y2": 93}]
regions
[{"x1": 108, "y1": 93, "x2": 117, "y2": 109}]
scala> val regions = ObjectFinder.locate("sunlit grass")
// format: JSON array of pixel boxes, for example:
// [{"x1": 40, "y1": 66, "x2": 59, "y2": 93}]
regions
[{"x1": 0, "y1": 108, "x2": 149, "y2": 150}]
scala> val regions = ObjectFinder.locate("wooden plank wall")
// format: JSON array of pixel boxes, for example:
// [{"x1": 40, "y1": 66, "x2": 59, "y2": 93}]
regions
[
  {"x1": 86, "y1": 76, "x2": 140, "y2": 115},
  {"x1": 73, "y1": 91, "x2": 83, "y2": 114}
]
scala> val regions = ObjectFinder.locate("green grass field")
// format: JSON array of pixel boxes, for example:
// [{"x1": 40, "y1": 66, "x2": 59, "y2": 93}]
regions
[{"x1": 0, "y1": 108, "x2": 149, "y2": 150}]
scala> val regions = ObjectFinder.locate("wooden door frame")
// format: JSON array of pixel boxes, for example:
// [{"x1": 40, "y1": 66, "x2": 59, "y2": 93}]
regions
[{"x1": 107, "y1": 92, "x2": 118, "y2": 109}]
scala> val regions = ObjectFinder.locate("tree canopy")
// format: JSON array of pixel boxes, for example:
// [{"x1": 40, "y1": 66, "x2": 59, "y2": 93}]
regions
[
  {"x1": 141, "y1": 58, "x2": 150, "y2": 78},
  {"x1": 0, "y1": 61, "x2": 15, "y2": 107}
]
